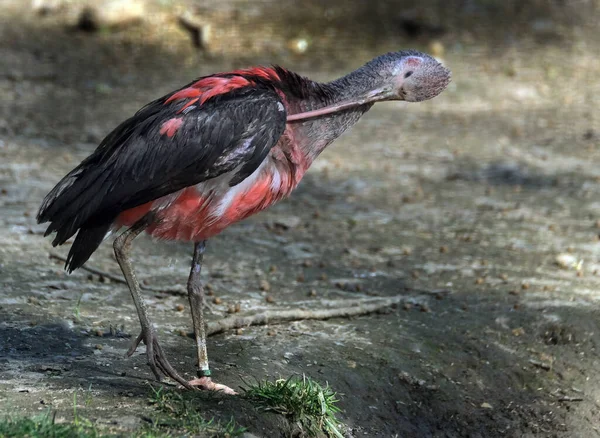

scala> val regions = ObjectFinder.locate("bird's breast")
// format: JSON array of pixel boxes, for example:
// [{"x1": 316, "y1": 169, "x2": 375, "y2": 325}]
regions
[{"x1": 115, "y1": 157, "x2": 305, "y2": 242}]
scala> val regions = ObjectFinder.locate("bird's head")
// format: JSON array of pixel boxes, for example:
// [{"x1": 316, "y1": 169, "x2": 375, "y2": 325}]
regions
[
  {"x1": 286, "y1": 50, "x2": 451, "y2": 122},
  {"x1": 362, "y1": 50, "x2": 451, "y2": 103}
]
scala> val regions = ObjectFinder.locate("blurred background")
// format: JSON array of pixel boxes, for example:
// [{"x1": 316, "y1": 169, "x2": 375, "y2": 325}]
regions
[
  {"x1": 2, "y1": 0, "x2": 598, "y2": 144},
  {"x1": 1, "y1": 0, "x2": 600, "y2": 436}
]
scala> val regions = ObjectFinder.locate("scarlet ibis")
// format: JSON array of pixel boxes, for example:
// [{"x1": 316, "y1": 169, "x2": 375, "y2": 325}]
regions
[{"x1": 38, "y1": 50, "x2": 450, "y2": 393}]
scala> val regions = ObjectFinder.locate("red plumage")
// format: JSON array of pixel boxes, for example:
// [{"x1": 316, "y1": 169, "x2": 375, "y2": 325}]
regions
[
  {"x1": 165, "y1": 67, "x2": 280, "y2": 110},
  {"x1": 111, "y1": 67, "x2": 310, "y2": 243},
  {"x1": 37, "y1": 52, "x2": 451, "y2": 392},
  {"x1": 159, "y1": 117, "x2": 184, "y2": 137},
  {"x1": 115, "y1": 156, "x2": 304, "y2": 242}
]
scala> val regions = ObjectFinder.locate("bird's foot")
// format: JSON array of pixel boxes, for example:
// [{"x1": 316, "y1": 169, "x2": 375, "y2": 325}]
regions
[
  {"x1": 127, "y1": 329, "x2": 194, "y2": 390},
  {"x1": 185, "y1": 376, "x2": 237, "y2": 395}
]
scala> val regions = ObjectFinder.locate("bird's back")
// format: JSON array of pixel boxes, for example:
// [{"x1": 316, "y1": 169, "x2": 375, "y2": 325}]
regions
[
  {"x1": 38, "y1": 64, "x2": 376, "y2": 271},
  {"x1": 38, "y1": 75, "x2": 289, "y2": 271}
]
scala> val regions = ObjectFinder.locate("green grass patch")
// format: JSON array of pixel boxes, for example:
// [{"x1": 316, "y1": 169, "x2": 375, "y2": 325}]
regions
[
  {"x1": 242, "y1": 375, "x2": 344, "y2": 437},
  {"x1": 0, "y1": 412, "x2": 175, "y2": 438},
  {"x1": 1, "y1": 376, "x2": 343, "y2": 437},
  {"x1": 0, "y1": 387, "x2": 245, "y2": 438},
  {"x1": 0, "y1": 391, "x2": 103, "y2": 438},
  {"x1": 0, "y1": 411, "x2": 100, "y2": 438},
  {"x1": 146, "y1": 386, "x2": 246, "y2": 437}
]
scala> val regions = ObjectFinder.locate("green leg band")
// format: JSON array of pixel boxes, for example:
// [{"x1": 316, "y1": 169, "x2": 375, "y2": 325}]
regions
[{"x1": 197, "y1": 369, "x2": 211, "y2": 378}]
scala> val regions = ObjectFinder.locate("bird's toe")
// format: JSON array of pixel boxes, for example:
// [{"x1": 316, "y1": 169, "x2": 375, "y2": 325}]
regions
[{"x1": 186, "y1": 377, "x2": 237, "y2": 395}]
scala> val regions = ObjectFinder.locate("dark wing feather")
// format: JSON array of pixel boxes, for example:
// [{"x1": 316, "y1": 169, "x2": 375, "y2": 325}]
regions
[{"x1": 38, "y1": 85, "x2": 287, "y2": 271}]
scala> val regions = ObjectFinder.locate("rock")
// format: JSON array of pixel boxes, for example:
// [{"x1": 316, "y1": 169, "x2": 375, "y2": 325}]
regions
[
  {"x1": 288, "y1": 38, "x2": 309, "y2": 55},
  {"x1": 530, "y1": 19, "x2": 555, "y2": 33},
  {"x1": 76, "y1": 0, "x2": 145, "y2": 32},
  {"x1": 178, "y1": 12, "x2": 212, "y2": 50},
  {"x1": 511, "y1": 85, "x2": 540, "y2": 101},
  {"x1": 399, "y1": 17, "x2": 445, "y2": 38},
  {"x1": 429, "y1": 40, "x2": 445, "y2": 58},
  {"x1": 584, "y1": 129, "x2": 596, "y2": 141},
  {"x1": 273, "y1": 216, "x2": 301, "y2": 230},
  {"x1": 31, "y1": 0, "x2": 66, "y2": 15},
  {"x1": 555, "y1": 253, "x2": 578, "y2": 270},
  {"x1": 512, "y1": 327, "x2": 525, "y2": 337},
  {"x1": 283, "y1": 242, "x2": 314, "y2": 259}
]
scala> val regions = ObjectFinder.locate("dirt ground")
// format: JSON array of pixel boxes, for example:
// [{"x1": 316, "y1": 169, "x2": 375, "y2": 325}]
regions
[{"x1": 1, "y1": 0, "x2": 600, "y2": 436}]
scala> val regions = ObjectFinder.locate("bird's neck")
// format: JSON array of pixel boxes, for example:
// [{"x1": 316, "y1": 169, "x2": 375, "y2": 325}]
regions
[
  {"x1": 326, "y1": 63, "x2": 382, "y2": 102},
  {"x1": 280, "y1": 69, "x2": 376, "y2": 165}
]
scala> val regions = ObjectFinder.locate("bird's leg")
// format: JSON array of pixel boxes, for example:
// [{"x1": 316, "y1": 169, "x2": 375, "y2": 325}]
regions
[
  {"x1": 185, "y1": 241, "x2": 237, "y2": 395},
  {"x1": 113, "y1": 217, "x2": 193, "y2": 389},
  {"x1": 187, "y1": 241, "x2": 210, "y2": 373}
]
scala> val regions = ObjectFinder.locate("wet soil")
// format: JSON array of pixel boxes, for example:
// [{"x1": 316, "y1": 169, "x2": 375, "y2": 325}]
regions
[{"x1": 1, "y1": 0, "x2": 600, "y2": 436}]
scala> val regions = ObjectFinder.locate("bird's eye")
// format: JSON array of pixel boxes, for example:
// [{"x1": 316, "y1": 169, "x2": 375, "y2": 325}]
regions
[{"x1": 404, "y1": 71, "x2": 413, "y2": 78}]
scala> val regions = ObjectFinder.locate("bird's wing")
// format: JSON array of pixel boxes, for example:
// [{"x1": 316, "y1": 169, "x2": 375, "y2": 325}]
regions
[{"x1": 38, "y1": 84, "x2": 287, "y2": 246}]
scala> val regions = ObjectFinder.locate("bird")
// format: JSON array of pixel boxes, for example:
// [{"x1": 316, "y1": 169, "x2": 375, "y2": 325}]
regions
[{"x1": 37, "y1": 50, "x2": 451, "y2": 393}]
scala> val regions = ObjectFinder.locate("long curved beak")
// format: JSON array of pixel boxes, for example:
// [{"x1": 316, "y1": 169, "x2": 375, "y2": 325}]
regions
[{"x1": 286, "y1": 87, "x2": 393, "y2": 122}]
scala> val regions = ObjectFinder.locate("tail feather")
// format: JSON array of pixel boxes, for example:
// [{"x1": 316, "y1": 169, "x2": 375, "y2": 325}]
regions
[
  {"x1": 64, "y1": 222, "x2": 113, "y2": 272},
  {"x1": 38, "y1": 163, "x2": 116, "y2": 272},
  {"x1": 36, "y1": 101, "x2": 158, "y2": 272},
  {"x1": 38, "y1": 165, "x2": 110, "y2": 243}
]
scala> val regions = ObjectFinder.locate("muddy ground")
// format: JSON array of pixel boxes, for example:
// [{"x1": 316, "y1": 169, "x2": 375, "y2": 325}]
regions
[{"x1": 1, "y1": 0, "x2": 600, "y2": 436}]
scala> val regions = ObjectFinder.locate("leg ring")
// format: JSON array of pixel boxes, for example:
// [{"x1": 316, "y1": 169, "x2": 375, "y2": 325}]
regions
[{"x1": 197, "y1": 368, "x2": 212, "y2": 377}]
